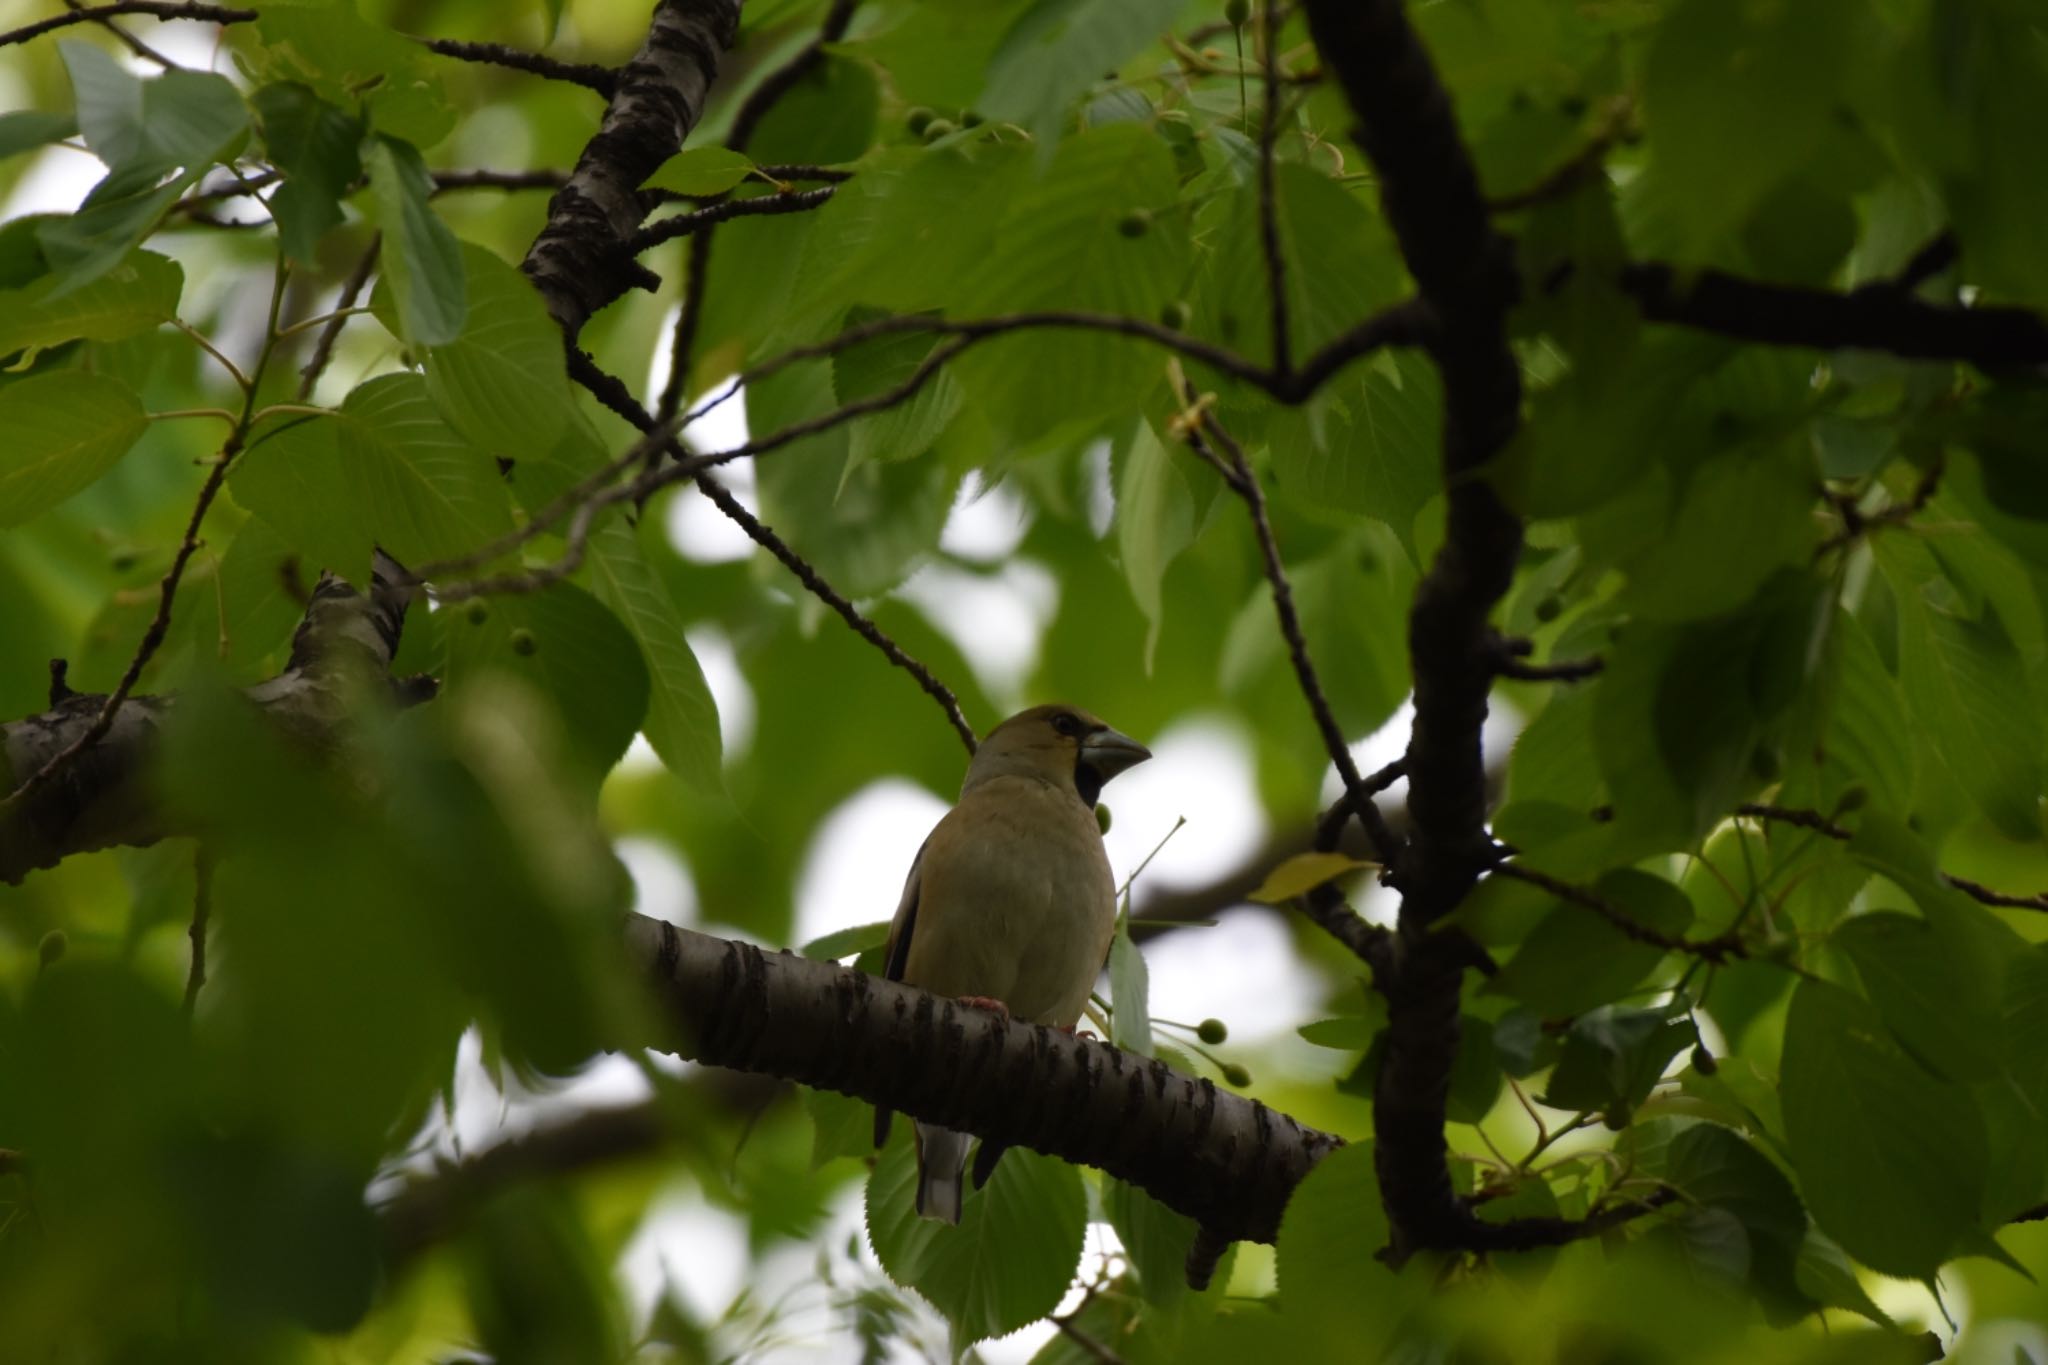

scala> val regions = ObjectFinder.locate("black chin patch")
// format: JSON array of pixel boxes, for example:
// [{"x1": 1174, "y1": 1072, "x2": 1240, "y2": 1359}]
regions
[{"x1": 1074, "y1": 757, "x2": 1105, "y2": 809}]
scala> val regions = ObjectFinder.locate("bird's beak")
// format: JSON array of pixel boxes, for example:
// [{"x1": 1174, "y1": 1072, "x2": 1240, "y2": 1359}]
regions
[{"x1": 1080, "y1": 727, "x2": 1151, "y2": 781}]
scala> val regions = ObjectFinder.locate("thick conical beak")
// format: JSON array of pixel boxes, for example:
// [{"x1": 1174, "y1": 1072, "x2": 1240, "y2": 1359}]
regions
[{"x1": 1080, "y1": 727, "x2": 1151, "y2": 782}]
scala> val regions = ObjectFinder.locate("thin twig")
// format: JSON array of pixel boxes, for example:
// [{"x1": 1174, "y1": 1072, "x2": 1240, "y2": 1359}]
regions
[
  {"x1": 1191, "y1": 403, "x2": 1401, "y2": 867},
  {"x1": 1050, "y1": 1314, "x2": 1125, "y2": 1365},
  {"x1": 430, "y1": 168, "x2": 570, "y2": 195},
  {"x1": 0, "y1": 1, "x2": 252, "y2": 49},
  {"x1": 63, "y1": 0, "x2": 176, "y2": 66},
  {"x1": 1485, "y1": 96, "x2": 1635, "y2": 214},
  {"x1": 1497, "y1": 655, "x2": 1603, "y2": 683},
  {"x1": 1494, "y1": 862, "x2": 1745, "y2": 962},
  {"x1": 416, "y1": 37, "x2": 616, "y2": 95},
  {"x1": 2, "y1": 258, "x2": 289, "y2": 809},
  {"x1": 563, "y1": 352, "x2": 981, "y2": 756},
  {"x1": 1257, "y1": 0, "x2": 1291, "y2": 379},
  {"x1": 183, "y1": 847, "x2": 213, "y2": 1014},
  {"x1": 297, "y1": 237, "x2": 378, "y2": 401},
  {"x1": 629, "y1": 185, "x2": 836, "y2": 251}
]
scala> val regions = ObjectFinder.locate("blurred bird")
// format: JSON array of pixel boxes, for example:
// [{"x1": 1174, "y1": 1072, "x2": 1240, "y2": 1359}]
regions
[{"x1": 874, "y1": 704, "x2": 1152, "y2": 1222}]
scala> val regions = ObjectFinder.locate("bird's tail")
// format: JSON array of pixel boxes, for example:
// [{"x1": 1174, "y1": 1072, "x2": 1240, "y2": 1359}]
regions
[{"x1": 913, "y1": 1122, "x2": 969, "y2": 1223}]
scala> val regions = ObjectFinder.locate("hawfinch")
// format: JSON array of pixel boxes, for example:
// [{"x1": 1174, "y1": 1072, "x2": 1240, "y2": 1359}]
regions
[{"x1": 874, "y1": 704, "x2": 1152, "y2": 1222}]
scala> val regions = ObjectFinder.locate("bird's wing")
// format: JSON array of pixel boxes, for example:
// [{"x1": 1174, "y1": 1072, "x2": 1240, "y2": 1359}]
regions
[
  {"x1": 874, "y1": 836, "x2": 928, "y2": 1150},
  {"x1": 882, "y1": 836, "x2": 927, "y2": 984}
]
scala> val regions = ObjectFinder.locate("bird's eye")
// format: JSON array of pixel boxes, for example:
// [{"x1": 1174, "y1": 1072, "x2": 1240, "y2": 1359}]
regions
[{"x1": 1051, "y1": 713, "x2": 1082, "y2": 737}]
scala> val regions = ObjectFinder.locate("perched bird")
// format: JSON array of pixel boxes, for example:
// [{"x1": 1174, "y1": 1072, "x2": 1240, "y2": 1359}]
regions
[{"x1": 874, "y1": 704, "x2": 1151, "y2": 1222}]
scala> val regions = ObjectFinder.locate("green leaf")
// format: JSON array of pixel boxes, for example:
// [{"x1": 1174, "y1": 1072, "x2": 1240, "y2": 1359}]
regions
[
  {"x1": 1221, "y1": 524, "x2": 1416, "y2": 740},
  {"x1": 1793, "y1": 608, "x2": 1914, "y2": 815},
  {"x1": 251, "y1": 82, "x2": 363, "y2": 264},
  {"x1": 1268, "y1": 352, "x2": 1442, "y2": 551},
  {"x1": 419, "y1": 243, "x2": 569, "y2": 457},
  {"x1": 644, "y1": 146, "x2": 756, "y2": 196},
  {"x1": 0, "y1": 249, "x2": 182, "y2": 356},
  {"x1": 1836, "y1": 912, "x2": 2003, "y2": 1082},
  {"x1": 63, "y1": 44, "x2": 247, "y2": 181},
  {"x1": 1248, "y1": 852, "x2": 1375, "y2": 905},
  {"x1": 1115, "y1": 418, "x2": 1194, "y2": 671},
  {"x1": 802, "y1": 1085, "x2": 875, "y2": 1167},
  {"x1": 1275, "y1": 1142, "x2": 1403, "y2": 1353},
  {"x1": 1447, "y1": 1015, "x2": 1502, "y2": 1124},
  {"x1": 1106, "y1": 1178, "x2": 1197, "y2": 1308},
  {"x1": 980, "y1": 0, "x2": 1187, "y2": 143},
  {"x1": 229, "y1": 413, "x2": 376, "y2": 584},
  {"x1": 1618, "y1": 446, "x2": 1816, "y2": 623},
  {"x1": 335, "y1": 374, "x2": 513, "y2": 567},
  {"x1": 1781, "y1": 978, "x2": 1987, "y2": 1278},
  {"x1": 1793, "y1": 1227, "x2": 1895, "y2": 1330},
  {"x1": 1887, "y1": 559, "x2": 2044, "y2": 841},
  {"x1": 750, "y1": 363, "x2": 956, "y2": 599},
  {"x1": 364, "y1": 135, "x2": 467, "y2": 347},
  {"x1": 864, "y1": 1132, "x2": 1087, "y2": 1346},
  {"x1": 1642, "y1": 0, "x2": 1857, "y2": 255},
  {"x1": 1491, "y1": 868, "x2": 1692, "y2": 1018},
  {"x1": 1108, "y1": 908, "x2": 1151, "y2": 1055},
  {"x1": 955, "y1": 123, "x2": 1187, "y2": 445},
  {"x1": 237, "y1": 2, "x2": 451, "y2": 148},
  {"x1": 1196, "y1": 163, "x2": 1405, "y2": 375},
  {"x1": 740, "y1": 53, "x2": 878, "y2": 166},
  {"x1": 800, "y1": 921, "x2": 892, "y2": 961},
  {"x1": 0, "y1": 370, "x2": 148, "y2": 526},
  {"x1": 442, "y1": 582, "x2": 651, "y2": 779},
  {"x1": 1662, "y1": 1123, "x2": 1809, "y2": 1310},
  {"x1": 0, "y1": 110, "x2": 77, "y2": 162},
  {"x1": 830, "y1": 313, "x2": 964, "y2": 474},
  {"x1": 1542, "y1": 1005, "x2": 1693, "y2": 1118},
  {"x1": 584, "y1": 518, "x2": 723, "y2": 792}
]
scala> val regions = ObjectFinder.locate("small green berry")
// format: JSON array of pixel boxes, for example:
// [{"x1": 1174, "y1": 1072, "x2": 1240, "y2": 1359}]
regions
[
  {"x1": 465, "y1": 600, "x2": 490, "y2": 625},
  {"x1": 38, "y1": 930, "x2": 67, "y2": 968},
  {"x1": 961, "y1": 111, "x2": 985, "y2": 128},
  {"x1": 904, "y1": 106, "x2": 935, "y2": 135},
  {"x1": 1533, "y1": 595, "x2": 1562, "y2": 623},
  {"x1": 1221, "y1": 1063, "x2": 1251, "y2": 1087},
  {"x1": 1690, "y1": 1044, "x2": 1718, "y2": 1076},
  {"x1": 1198, "y1": 1018, "x2": 1228, "y2": 1045},
  {"x1": 1096, "y1": 804, "x2": 1113, "y2": 834},
  {"x1": 509, "y1": 627, "x2": 538, "y2": 657},
  {"x1": 921, "y1": 118, "x2": 957, "y2": 144},
  {"x1": 1224, "y1": 0, "x2": 1251, "y2": 28},
  {"x1": 1159, "y1": 300, "x2": 1192, "y2": 330},
  {"x1": 1116, "y1": 209, "x2": 1151, "y2": 239}
]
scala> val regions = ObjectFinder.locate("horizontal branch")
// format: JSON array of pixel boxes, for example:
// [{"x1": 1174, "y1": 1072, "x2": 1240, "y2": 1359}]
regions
[
  {"x1": 417, "y1": 36, "x2": 616, "y2": 96},
  {"x1": 1620, "y1": 261, "x2": 2048, "y2": 368},
  {"x1": 0, "y1": 0, "x2": 252, "y2": 48},
  {"x1": 624, "y1": 916, "x2": 1340, "y2": 1245},
  {"x1": 629, "y1": 184, "x2": 836, "y2": 250},
  {"x1": 1738, "y1": 803, "x2": 2048, "y2": 914}
]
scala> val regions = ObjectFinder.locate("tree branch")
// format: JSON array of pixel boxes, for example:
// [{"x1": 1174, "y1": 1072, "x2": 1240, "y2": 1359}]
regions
[
  {"x1": 417, "y1": 37, "x2": 617, "y2": 96},
  {"x1": 0, "y1": 0, "x2": 252, "y2": 49},
  {"x1": 521, "y1": 0, "x2": 741, "y2": 336},
  {"x1": 628, "y1": 183, "x2": 836, "y2": 251},
  {"x1": 0, "y1": 552, "x2": 422, "y2": 885},
  {"x1": 1619, "y1": 261, "x2": 2048, "y2": 368},
  {"x1": 1303, "y1": 0, "x2": 1527, "y2": 1263},
  {"x1": 623, "y1": 916, "x2": 1343, "y2": 1249}
]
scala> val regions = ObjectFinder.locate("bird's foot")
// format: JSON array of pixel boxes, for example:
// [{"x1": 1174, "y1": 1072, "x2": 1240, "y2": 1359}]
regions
[
  {"x1": 956, "y1": 995, "x2": 1010, "y2": 1017},
  {"x1": 1059, "y1": 1024, "x2": 1098, "y2": 1040}
]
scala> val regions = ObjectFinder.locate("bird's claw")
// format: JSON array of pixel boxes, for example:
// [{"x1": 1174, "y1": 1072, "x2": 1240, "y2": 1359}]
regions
[{"x1": 955, "y1": 995, "x2": 1011, "y2": 1017}]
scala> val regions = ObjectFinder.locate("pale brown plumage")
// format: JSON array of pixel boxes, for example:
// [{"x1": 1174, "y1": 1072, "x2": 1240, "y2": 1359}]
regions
[{"x1": 874, "y1": 704, "x2": 1151, "y2": 1222}]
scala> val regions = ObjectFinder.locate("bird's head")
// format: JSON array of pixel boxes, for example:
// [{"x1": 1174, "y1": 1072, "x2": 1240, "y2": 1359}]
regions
[{"x1": 965, "y1": 705, "x2": 1152, "y2": 808}]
